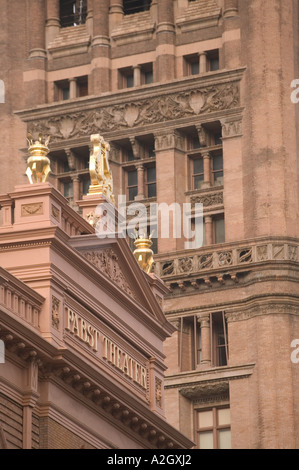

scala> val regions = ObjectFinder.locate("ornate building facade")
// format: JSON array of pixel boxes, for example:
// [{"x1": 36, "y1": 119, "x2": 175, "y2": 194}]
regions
[{"x1": 1, "y1": 0, "x2": 299, "y2": 449}]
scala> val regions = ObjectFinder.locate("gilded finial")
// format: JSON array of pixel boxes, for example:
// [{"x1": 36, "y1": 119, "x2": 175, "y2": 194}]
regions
[
  {"x1": 133, "y1": 231, "x2": 154, "y2": 274},
  {"x1": 26, "y1": 133, "x2": 51, "y2": 184}
]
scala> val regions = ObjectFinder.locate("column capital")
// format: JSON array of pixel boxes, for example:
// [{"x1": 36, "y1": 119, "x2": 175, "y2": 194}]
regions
[
  {"x1": 135, "y1": 163, "x2": 144, "y2": 171},
  {"x1": 197, "y1": 314, "x2": 210, "y2": 327},
  {"x1": 201, "y1": 150, "x2": 211, "y2": 159},
  {"x1": 220, "y1": 116, "x2": 243, "y2": 139},
  {"x1": 154, "y1": 130, "x2": 184, "y2": 152}
]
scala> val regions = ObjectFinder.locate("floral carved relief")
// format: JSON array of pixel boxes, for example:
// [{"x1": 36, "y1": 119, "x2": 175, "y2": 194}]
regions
[
  {"x1": 82, "y1": 249, "x2": 137, "y2": 300},
  {"x1": 27, "y1": 82, "x2": 240, "y2": 142}
]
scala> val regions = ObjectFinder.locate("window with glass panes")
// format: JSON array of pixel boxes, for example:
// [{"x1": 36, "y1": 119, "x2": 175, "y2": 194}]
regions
[
  {"x1": 212, "y1": 154, "x2": 223, "y2": 186},
  {"x1": 196, "y1": 407, "x2": 231, "y2": 449},
  {"x1": 192, "y1": 158, "x2": 204, "y2": 189},
  {"x1": 178, "y1": 311, "x2": 228, "y2": 372},
  {"x1": 127, "y1": 170, "x2": 138, "y2": 201},
  {"x1": 214, "y1": 215, "x2": 225, "y2": 244},
  {"x1": 211, "y1": 311, "x2": 228, "y2": 366},
  {"x1": 64, "y1": 181, "x2": 73, "y2": 201},
  {"x1": 60, "y1": 0, "x2": 87, "y2": 28},
  {"x1": 146, "y1": 166, "x2": 156, "y2": 198},
  {"x1": 208, "y1": 50, "x2": 220, "y2": 71}
]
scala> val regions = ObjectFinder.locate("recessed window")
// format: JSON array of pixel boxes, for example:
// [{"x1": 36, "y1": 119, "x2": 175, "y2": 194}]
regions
[
  {"x1": 211, "y1": 311, "x2": 228, "y2": 366},
  {"x1": 77, "y1": 76, "x2": 88, "y2": 97},
  {"x1": 196, "y1": 407, "x2": 231, "y2": 449},
  {"x1": 64, "y1": 181, "x2": 73, "y2": 201},
  {"x1": 178, "y1": 311, "x2": 228, "y2": 372},
  {"x1": 123, "y1": 0, "x2": 151, "y2": 15},
  {"x1": 55, "y1": 80, "x2": 70, "y2": 101},
  {"x1": 54, "y1": 76, "x2": 88, "y2": 101},
  {"x1": 82, "y1": 178, "x2": 90, "y2": 195},
  {"x1": 214, "y1": 215, "x2": 225, "y2": 244},
  {"x1": 212, "y1": 154, "x2": 223, "y2": 186},
  {"x1": 142, "y1": 63, "x2": 154, "y2": 85},
  {"x1": 208, "y1": 50, "x2": 220, "y2": 71},
  {"x1": 127, "y1": 170, "x2": 138, "y2": 201},
  {"x1": 192, "y1": 158, "x2": 204, "y2": 190},
  {"x1": 60, "y1": 0, "x2": 87, "y2": 28},
  {"x1": 146, "y1": 166, "x2": 156, "y2": 198},
  {"x1": 192, "y1": 135, "x2": 201, "y2": 149},
  {"x1": 119, "y1": 68, "x2": 134, "y2": 89},
  {"x1": 184, "y1": 54, "x2": 199, "y2": 76}
]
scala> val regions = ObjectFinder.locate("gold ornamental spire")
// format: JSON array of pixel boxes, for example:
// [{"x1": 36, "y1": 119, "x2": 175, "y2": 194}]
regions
[
  {"x1": 26, "y1": 133, "x2": 51, "y2": 184},
  {"x1": 133, "y1": 233, "x2": 154, "y2": 274},
  {"x1": 88, "y1": 134, "x2": 115, "y2": 204}
]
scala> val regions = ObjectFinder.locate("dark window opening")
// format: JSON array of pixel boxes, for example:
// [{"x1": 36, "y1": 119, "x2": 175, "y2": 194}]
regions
[
  {"x1": 211, "y1": 312, "x2": 228, "y2": 367},
  {"x1": 123, "y1": 0, "x2": 151, "y2": 15},
  {"x1": 119, "y1": 68, "x2": 134, "y2": 89},
  {"x1": 127, "y1": 170, "x2": 138, "y2": 201},
  {"x1": 141, "y1": 63, "x2": 154, "y2": 85},
  {"x1": 77, "y1": 76, "x2": 88, "y2": 97},
  {"x1": 146, "y1": 166, "x2": 156, "y2": 198},
  {"x1": 184, "y1": 54, "x2": 199, "y2": 76},
  {"x1": 82, "y1": 178, "x2": 91, "y2": 195},
  {"x1": 178, "y1": 311, "x2": 228, "y2": 372},
  {"x1": 192, "y1": 158, "x2": 204, "y2": 190},
  {"x1": 212, "y1": 154, "x2": 223, "y2": 186},
  {"x1": 60, "y1": 0, "x2": 87, "y2": 28},
  {"x1": 208, "y1": 50, "x2": 220, "y2": 71},
  {"x1": 64, "y1": 181, "x2": 73, "y2": 201}
]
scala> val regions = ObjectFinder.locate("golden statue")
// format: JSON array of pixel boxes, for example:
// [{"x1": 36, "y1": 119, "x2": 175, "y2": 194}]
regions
[
  {"x1": 26, "y1": 133, "x2": 51, "y2": 184},
  {"x1": 88, "y1": 134, "x2": 115, "y2": 204},
  {"x1": 133, "y1": 233, "x2": 154, "y2": 274}
]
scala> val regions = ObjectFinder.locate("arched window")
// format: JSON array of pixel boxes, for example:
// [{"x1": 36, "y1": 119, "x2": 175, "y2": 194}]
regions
[
  {"x1": 0, "y1": 80, "x2": 4, "y2": 104},
  {"x1": 60, "y1": 0, "x2": 87, "y2": 28},
  {"x1": 123, "y1": 0, "x2": 151, "y2": 15}
]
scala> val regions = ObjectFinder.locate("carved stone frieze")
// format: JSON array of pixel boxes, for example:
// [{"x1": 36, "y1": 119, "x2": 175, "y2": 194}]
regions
[
  {"x1": 225, "y1": 303, "x2": 299, "y2": 323},
  {"x1": 27, "y1": 82, "x2": 240, "y2": 142},
  {"x1": 155, "y1": 377, "x2": 163, "y2": 408},
  {"x1": 21, "y1": 202, "x2": 43, "y2": 217},
  {"x1": 179, "y1": 380, "x2": 229, "y2": 400},
  {"x1": 82, "y1": 249, "x2": 137, "y2": 300},
  {"x1": 191, "y1": 191, "x2": 223, "y2": 206},
  {"x1": 52, "y1": 296, "x2": 60, "y2": 329}
]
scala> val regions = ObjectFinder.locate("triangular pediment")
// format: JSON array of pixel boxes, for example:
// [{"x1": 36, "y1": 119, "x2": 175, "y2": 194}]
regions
[
  {"x1": 69, "y1": 235, "x2": 169, "y2": 324},
  {"x1": 80, "y1": 246, "x2": 137, "y2": 301}
]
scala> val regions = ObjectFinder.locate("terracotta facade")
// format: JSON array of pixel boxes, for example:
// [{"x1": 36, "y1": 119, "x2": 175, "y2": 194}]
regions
[
  {"x1": 1, "y1": 0, "x2": 299, "y2": 449},
  {"x1": 0, "y1": 182, "x2": 193, "y2": 449}
]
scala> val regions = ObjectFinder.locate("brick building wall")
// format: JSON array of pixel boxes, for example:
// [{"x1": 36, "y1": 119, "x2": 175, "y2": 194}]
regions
[
  {"x1": 39, "y1": 418, "x2": 96, "y2": 450},
  {"x1": 0, "y1": 0, "x2": 299, "y2": 449}
]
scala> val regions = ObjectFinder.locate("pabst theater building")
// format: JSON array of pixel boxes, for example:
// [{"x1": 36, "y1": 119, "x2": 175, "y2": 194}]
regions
[{"x1": 0, "y1": 135, "x2": 193, "y2": 449}]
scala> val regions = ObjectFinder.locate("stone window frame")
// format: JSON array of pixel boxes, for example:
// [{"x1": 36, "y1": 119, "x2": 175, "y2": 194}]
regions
[
  {"x1": 194, "y1": 405, "x2": 231, "y2": 449},
  {"x1": 178, "y1": 311, "x2": 228, "y2": 372}
]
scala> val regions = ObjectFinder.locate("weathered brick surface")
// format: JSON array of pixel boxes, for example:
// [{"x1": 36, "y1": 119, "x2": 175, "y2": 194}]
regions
[{"x1": 39, "y1": 417, "x2": 96, "y2": 450}]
